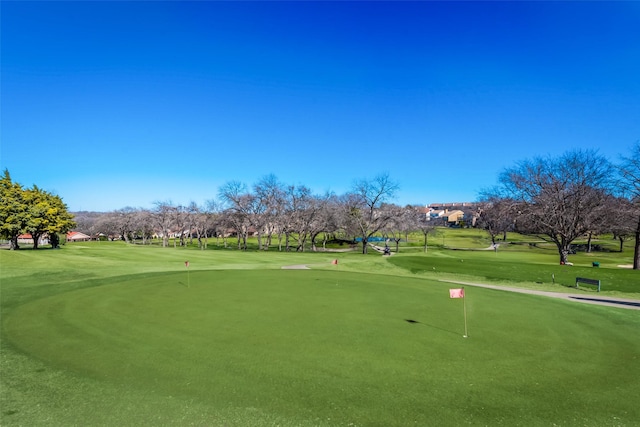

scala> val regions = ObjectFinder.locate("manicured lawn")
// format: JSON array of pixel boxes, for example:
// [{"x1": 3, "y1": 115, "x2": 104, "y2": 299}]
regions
[
  {"x1": 1, "y1": 240, "x2": 639, "y2": 426},
  {"x1": 388, "y1": 250, "x2": 639, "y2": 294}
]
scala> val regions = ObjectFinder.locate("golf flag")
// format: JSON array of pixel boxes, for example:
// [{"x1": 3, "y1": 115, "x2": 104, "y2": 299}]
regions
[
  {"x1": 449, "y1": 288, "x2": 464, "y2": 299},
  {"x1": 185, "y1": 261, "x2": 189, "y2": 267}
]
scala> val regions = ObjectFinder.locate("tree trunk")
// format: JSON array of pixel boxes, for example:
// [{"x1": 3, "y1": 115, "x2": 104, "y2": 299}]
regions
[
  {"x1": 50, "y1": 233, "x2": 60, "y2": 249},
  {"x1": 310, "y1": 232, "x2": 320, "y2": 252},
  {"x1": 265, "y1": 229, "x2": 273, "y2": 250},
  {"x1": 587, "y1": 232, "x2": 593, "y2": 253},
  {"x1": 32, "y1": 232, "x2": 42, "y2": 249},
  {"x1": 361, "y1": 236, "x2": 368, "y2": 254},
  {"x1": 297, "y1": 233, "x2": 306, "y2": 252},
  {"x1": 10, "y1": 236, "x2": 19, "y2": 250},
  {"x1": 634, "y1": 214, "x2": 640, "y2": 270},
  {"x1": 424, "y1": 233, "x2": 428, "y2": 253}
]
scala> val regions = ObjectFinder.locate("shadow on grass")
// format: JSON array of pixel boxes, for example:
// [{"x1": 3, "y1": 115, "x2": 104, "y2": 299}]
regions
[
  {"x1": 404, "y1": 319, "x2": 460, "y2": 336},
  {"x1": 568, "y1": 297, "x2": 640, "y2": 308}
]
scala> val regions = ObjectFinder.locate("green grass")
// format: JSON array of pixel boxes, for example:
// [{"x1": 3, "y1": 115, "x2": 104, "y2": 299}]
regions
[
  {"x1": 1, "y1": 238, "x2": 639, "y2": 426},
  {"x1": 388, "y1": 250, "x2": 639, "y2": 294}
]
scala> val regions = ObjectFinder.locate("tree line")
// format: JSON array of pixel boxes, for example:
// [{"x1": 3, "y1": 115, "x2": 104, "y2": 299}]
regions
[
  {"x1": 73, "y1": 173, "x2": 436, "y2": 255},
  {"x1": 3, "y1": 145, "x2": 639, "y2": 270}
]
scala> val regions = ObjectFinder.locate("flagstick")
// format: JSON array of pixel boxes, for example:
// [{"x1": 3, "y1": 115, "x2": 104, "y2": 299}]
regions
[
  {"x1": 462, "y1": 287, "x2": 468, "y2": 338},
  {"x1": 185, "y1": 261, "x2": 190, "y2": 288}
]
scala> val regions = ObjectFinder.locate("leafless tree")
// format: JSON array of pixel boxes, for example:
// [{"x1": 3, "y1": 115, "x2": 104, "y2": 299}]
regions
[
  {"x1": 153, "y1": 201, "x2": 174, "y2": 247},
  {"x1": 191, "y1": 199, "x2": 219, "y2": 250},
  {"x1": 607, "y1": 196, "x2": 635, "y2": 253},
  {"x1": 72, "y1": 211, "x2": 105, "y2": 237},
  {"x1": 169, "y1": 205, "x2": 189, "y2": 247},
  {"x1": 348, "y1": 173, "x2": 399, "y2": 254},
  {"x1": 307, "y1": 193, "x2": 334, "y2": 252},
  {"x1": 296, "y1": 188, "x2": 324, "y2": 252},
  {"x1": 112, "y1": 207, "x2": 139, "y2": 243},
  {"x1": 382, "y1": 204, "x2": 413, "y2": 253},
  {"x1": 219, "y1": 181, "x2": 254, "y2": 251},
  {"x1": 476, "y1": 194, "x2": 516, "y2": 244},
  {"x1": 617, "y1": 142, "x2": 640, "y2": 269},
  {"x1": 410, "y1": 205, "x2": 437, "y2": 253},
  {"x1": 94, "y1": 211, "x2": 121, "y2": 241},
  {"x1": 318, "y1": 194, "x2": 342, "y2": 250},
  {"x1": 497, "y1": 150, "x2": 613, "y2": 264},
  {"x1": 253, "y1": 174, "x2": 285, "y2": 251}
]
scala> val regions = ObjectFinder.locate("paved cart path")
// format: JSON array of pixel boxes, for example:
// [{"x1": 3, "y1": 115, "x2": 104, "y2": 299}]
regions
[{"x1": 440, "y1": 279, "x2": 640, "y2": 310}]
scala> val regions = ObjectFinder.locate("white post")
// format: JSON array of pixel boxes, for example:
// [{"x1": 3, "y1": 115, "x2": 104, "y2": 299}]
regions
[{"x1": 463, "y1": 287, "x2": 468, "y2": 338}]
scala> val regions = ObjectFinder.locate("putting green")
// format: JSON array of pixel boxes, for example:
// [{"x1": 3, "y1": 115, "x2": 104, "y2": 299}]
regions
[{"x1": 4, "y1": 269, "x2": 640, "y2": 425}]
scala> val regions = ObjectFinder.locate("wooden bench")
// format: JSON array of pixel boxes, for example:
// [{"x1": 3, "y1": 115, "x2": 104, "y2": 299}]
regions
[{"x1": 575, "y1": 277, "x2": 601, "y2": 292}]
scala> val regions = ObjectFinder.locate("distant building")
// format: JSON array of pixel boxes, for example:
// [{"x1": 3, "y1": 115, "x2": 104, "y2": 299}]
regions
[
  {"x1": 67, "y1": 231, "x2": 92, "y2": 242},
  {"x1": 425, "y1": 202, "x2": 480, "y2": 226}
]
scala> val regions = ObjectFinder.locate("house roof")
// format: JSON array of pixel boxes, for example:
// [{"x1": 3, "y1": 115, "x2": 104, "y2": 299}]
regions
[{"x1": 67, "y1": 231, "x2": 91, "y2": 240}]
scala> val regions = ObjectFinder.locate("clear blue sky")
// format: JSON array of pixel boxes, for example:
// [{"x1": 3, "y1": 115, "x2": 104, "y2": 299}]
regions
[{"x1": 2, "y1": 1, "x2": 639, "y2": 212}]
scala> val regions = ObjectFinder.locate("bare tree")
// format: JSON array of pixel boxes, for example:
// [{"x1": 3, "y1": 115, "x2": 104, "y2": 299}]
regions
[
  {"x1": 607, "y1": 196, "x2": 635, "y2": 253},
  {"x1": 476, "y1": 195, "x2": 515, "y2": 245},
  {"x1": 348, "y1": 173, "x2": 399, "y2": 254},
  {"x1": 134, "y1": 209, "x2": 155, "y2": 244},
  {"x1": 169, "y1": 205, "x2": 189, "y2": 247},
  {"x1": 308, "y1": 193, "x2": 334, "y2": 252},
  {"x1": 253, "y1": 174, "x2": 285, "y2": 251},
  {"x1": 497, "y1": 150, "x2": 613, "y2": 264},
  {"x1": 291, "y1": 185, "x2": 319, "y2": 252},
  {"x1": 382, "y1": 204, "x2": 413, "y2": 253},
  {"x1": 153, "y1": 201, "x2": 174, "y2": 247},
  {"x1": 410, "y1": 205, "x2": 437, "y2": 253},
  {"x1": 191, "y1": 199, "x2": 219, "y2": 250},
  {"x1": 72, "y1": 211, "x2": 106, "y2": 238},
  {"x1": 618, "y1": 142, "x2": 640, "y2": 269},
  {"x1": 219, "y1": 181, "x2": 253, "y2": 251},
  {"x1": 112, "y1": 207, "x2": 139, "y2": 243}
]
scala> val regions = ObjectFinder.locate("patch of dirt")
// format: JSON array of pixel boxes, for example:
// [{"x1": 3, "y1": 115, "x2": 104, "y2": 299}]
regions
[{"x1": 617, "y1": 264, "x2": 633, "y2": 269}]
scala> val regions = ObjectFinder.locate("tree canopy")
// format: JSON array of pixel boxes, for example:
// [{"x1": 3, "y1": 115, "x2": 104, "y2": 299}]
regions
[{"x1": 0, "y1": 170, "x2": 76, "y2": 249}]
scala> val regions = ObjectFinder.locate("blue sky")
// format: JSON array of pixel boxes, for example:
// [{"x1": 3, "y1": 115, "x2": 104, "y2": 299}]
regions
[{"x1": 2, "y1": 1, "x2": 639, "y2": 212}]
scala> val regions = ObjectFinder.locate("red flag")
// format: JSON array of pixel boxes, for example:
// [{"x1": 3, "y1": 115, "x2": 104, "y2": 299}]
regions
[
  {"x1": 185, "y1": 261, "x2": 189, "y2": 267},
  {"x1": 449, "y1": 288, "x2": 464, "y2": 299}
]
